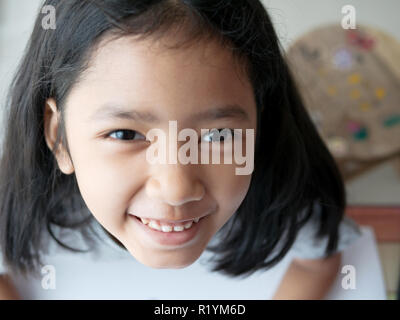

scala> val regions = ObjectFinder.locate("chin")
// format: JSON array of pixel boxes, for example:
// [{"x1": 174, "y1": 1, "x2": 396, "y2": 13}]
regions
[
  {"x1": 134, "y1": 252, "x2": 200, "y2": 270},
  {"x1": 145, "y1": 258, "x2": 198, "y2": 270},
  {"x1": 124, "y1": 242, "x2": 205, "y2": 270}
]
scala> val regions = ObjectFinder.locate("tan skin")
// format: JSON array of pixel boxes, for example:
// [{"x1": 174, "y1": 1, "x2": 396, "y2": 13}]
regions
[
  {"x1": 1, "y1": 32, "x2": 341, "y2": 299},
  {"x1": 272, "y1": 253, "x2": 342, "y2": 299},
  {"x1": 0, "y1": 275, "x2": 21, "y2": 300}
]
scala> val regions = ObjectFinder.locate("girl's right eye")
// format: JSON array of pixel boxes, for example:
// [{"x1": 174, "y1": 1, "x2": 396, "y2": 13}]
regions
[{"x1": 106, "y1": 129, "x2": 146, "y2": 142}]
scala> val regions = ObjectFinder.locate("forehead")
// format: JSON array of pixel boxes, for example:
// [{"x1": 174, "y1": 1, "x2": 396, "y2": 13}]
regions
[
  {"x1": 68, "y1": 33, "x2": 256, "y2": 124},
  {"x1": 86, "y1": 32, "x2": 246, "y2": 75}
]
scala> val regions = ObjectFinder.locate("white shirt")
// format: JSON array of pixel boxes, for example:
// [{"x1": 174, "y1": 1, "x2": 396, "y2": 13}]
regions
[{"x1": 1, "y1": 203, "x2": 382, "y2": 300}]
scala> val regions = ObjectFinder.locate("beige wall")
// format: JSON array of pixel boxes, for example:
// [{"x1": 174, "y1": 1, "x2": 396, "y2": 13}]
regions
[{"x1": 266, "y1": 0, "x2": 400, "y2": 48}]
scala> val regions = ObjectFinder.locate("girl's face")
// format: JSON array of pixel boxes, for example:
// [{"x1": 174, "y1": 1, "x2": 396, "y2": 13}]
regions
[{"x1": 44, "y1": 33, "x2": 257, "y2": 269}]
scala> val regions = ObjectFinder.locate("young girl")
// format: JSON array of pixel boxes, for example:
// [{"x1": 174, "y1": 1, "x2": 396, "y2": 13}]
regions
[{"x1": 0, "y1": 0, "x2": 362, "y2": 299}]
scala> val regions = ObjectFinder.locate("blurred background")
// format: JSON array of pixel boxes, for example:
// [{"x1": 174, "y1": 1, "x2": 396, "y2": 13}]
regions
[{"x1": 0, "y1": 0, "x2": 399, "y2": 299}]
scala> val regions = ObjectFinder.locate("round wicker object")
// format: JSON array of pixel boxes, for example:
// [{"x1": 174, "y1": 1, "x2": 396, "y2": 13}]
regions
[{"x1": 286, "y1": 24, "x2": 400, "y2": 180}]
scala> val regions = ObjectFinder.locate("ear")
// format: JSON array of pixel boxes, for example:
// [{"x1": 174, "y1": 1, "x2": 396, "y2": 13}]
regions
[{"x1": 43, "y1": 98, "x2": 75, "y2": 175}]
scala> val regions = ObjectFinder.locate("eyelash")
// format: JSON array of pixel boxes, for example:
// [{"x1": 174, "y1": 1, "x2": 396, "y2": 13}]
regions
[{"x1": 105, "y1": 128, "x2": 236, "y2": 143}]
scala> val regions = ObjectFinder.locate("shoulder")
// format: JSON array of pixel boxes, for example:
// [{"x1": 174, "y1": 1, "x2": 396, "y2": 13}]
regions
[{"x1": 289, "y1": 201, "x2": 363, "y2": 259}]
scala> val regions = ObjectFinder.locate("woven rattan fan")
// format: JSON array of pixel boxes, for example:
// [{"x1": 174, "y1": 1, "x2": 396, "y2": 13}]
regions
[{"x1": 286, "y1": 24, "x2": 400, "y2": 181}]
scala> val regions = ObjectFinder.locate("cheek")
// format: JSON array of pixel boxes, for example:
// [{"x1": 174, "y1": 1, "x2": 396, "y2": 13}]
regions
[
  {"x1": 69, "y1": 143, "x2": 147, "y2": 228},
  {"x1": 223, "y1": 173, "x2": 252, "y2": 213},
  {"x1": 204, "y1": 164, "x2": 252, "y2": 218}
]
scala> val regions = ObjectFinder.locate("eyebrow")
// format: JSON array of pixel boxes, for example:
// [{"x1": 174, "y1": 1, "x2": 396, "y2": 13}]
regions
[{"x1": 88, "y1": 103, "x2": 250, "y2": 124}]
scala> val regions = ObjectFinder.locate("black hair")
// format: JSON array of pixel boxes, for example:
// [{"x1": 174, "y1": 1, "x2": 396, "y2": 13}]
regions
[{"x1": 0, "y1": 0, "x2": 345, "y2": 278}]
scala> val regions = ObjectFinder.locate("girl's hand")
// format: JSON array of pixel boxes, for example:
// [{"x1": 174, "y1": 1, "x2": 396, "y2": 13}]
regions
[
  {"x1": 0, "y1": 274, "x2": 21, "y2": 300},
  {"x1": 272, "y1": 252, "x2": 342, "y2": 300}
]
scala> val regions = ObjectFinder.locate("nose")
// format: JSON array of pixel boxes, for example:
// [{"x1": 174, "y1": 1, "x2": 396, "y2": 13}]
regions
[{"x1": 145, "y1": 162, "x2": 205, "y2": 206}]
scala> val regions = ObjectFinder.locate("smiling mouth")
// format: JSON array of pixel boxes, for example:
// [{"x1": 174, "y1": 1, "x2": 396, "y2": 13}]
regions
[{"x1": 130, "y1": 214, "x2": 206, "y2": 233}]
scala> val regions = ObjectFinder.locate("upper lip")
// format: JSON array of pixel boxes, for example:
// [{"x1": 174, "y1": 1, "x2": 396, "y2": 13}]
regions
[{"x1": 128, "y1": 208, "x2": 215, "y2": 223}]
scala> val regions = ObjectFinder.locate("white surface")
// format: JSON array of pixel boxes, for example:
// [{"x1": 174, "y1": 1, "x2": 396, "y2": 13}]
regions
[
  {"x1": 325, "y1": 226, "x2": 387, "y2": 299},
  {"x1": 8, "y1": 226, "x2": 386, "y2": 300}
]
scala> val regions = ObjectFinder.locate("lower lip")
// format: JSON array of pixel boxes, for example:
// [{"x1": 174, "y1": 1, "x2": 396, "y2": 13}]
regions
[{"x1": 129, "y1": 214, "x2": 206, "y2": 247}]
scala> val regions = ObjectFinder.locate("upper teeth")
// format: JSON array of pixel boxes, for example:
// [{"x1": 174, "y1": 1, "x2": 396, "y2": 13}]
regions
[{"x1": 140, "y1": 217, "x2": 201, "y2": 232}]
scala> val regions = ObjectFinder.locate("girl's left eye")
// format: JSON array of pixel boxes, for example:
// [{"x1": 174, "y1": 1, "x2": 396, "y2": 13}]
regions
[{"x1": 106, "y1": 129, "x2": 146, "y2": 142}]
